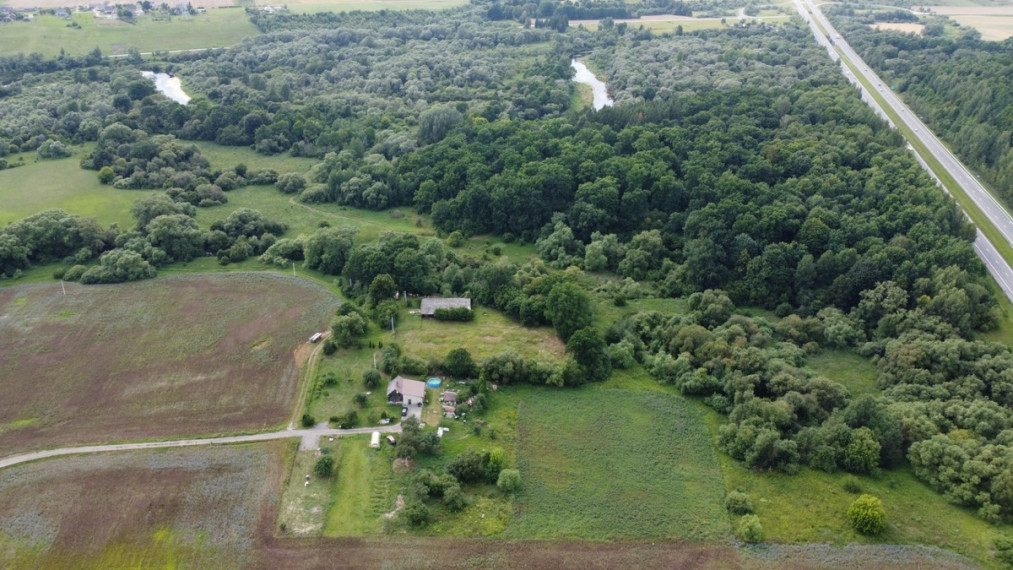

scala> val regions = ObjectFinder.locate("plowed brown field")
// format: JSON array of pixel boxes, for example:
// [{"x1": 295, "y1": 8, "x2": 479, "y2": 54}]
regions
[{"x1": 0, "y1": 273, "x2": 337, "y2": 455}]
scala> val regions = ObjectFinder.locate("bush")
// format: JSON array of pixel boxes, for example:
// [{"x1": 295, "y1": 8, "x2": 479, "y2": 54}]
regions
[
  {"x1": 402, "y1": 499, "x2": 430, "y2": 527},
  {"x1": 314, "y1": 455, "x2": 335, "y2": 478},
  {"x1": 995, "y1": 537, "x2": 1013, "y2": 567},
  {"x1": 738, "y1": 514, "x2": 764, "y2": 543},
  {"x1": 444, "y1": 483, "x2": 467, "y2": 512},
  {"x1": 301, "y1": 413, "x2": 316, "y2": 428},
  {"x1": 447, "y1": 230, "x2": 465, "y2": 247},
  {"x1": 353, "y1": 393, "x2": 368, "y2": 407},
  {"x1": 842, "y1": 476, "x2": 862, "y2": 494},
  {"x1": 322, "y1": 338, "x2": 337, "y2": 355},
  {"x1": 447, "y1": 449, "x2": 486, "y2": 483},
  {"x1": 497, "y1": 468, "x2": 522, "y2": 494},
  {"x1": 725, "y1": 491, "x2": 754, "y2": 515},
  {"x1": 98, "y1": 166, "x2": 116, "y2": 184},
  {"x1": 276, "y1": 172, "x2": 307, "y2": 194},
  {"x1": 848, "y1": 494, "x2": 886, "y2": 535},
  {"x1": 433, "y1": 307, "x2": 474, "y2": 321},
  {"x1": 63, "y1": 264, "x2": 87, "y2": 282},
  {"x1": 363, "y1": 369, "x2": 381, "y2": 389}
]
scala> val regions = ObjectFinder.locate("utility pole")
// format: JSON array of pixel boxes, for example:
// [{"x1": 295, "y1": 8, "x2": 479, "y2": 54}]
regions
[
  {"x1": 292, "y1": 261, "x2": 296, "y2": 276},
  {"x1": 60, "y1": 280, "x2": 66, "y2": 295}
]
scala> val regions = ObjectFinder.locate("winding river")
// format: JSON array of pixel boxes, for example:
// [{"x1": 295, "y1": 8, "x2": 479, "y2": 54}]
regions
[
  {"x1": 141, "y1": 71, "x2": 191, "y2": 105},
  {"x1": 571, "y1": 59, "x2": 614, "y2": 111}
]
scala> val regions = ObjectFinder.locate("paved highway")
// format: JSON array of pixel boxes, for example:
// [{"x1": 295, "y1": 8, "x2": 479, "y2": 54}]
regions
[{"x1": 793, "y1": 0, "x2": 1013, "y2": 303}]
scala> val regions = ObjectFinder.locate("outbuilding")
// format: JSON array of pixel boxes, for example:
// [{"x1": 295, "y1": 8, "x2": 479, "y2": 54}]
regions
[
  {"x1": 420, "y1": 297, "x2": 471, "y2": 318},
  {"x1": 370, "y1": 431, "x2": 381, "y2": 449}
]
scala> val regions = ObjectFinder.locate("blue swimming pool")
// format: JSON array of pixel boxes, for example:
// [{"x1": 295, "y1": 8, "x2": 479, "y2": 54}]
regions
[{"x1": 427, "y1": 377, "x2": 442, "y2": 388}]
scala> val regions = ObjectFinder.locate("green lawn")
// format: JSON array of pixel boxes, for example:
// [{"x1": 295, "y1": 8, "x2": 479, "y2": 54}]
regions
[
  {"x1": 0, "y1": 151, "x2": 154, "y2": 228},
  {"x1": 396, "y1": 307, "x2": 564, "y2": 366},
  {"x1": 0, "y1": 10, "x2": 259, "y2": 58},
  {"x1": 324, "y1": 437, "x2": 395, "y2": 535},
  {"x1": 506, "y1": 389, "x2": 729, "y2": 540},
  {"x1": 806, "y1": 349, "x2": 879, "y2": 397}
]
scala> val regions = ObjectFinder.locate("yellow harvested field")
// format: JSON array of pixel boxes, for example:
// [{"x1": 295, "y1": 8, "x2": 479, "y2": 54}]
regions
[
  {"x1": 919, "y1": 5, "x2": 1013, "y2": 40},
  {"x1": 869, "y1": 22, "x2": 926, "y2": 35}
]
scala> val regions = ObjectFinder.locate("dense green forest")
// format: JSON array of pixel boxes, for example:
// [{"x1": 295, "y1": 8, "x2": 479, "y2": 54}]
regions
[
  {"x1": 2, "y1": 1, "x2": 1013, "y2": 544},
  {"x1": 827, "y1": 6, "x2": 1013, "y2": 207}
]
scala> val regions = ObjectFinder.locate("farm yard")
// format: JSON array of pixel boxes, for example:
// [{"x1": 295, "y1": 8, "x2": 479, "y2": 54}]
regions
[{"x1": 0, "y1": 273, "x2": 337, "y2": 455}]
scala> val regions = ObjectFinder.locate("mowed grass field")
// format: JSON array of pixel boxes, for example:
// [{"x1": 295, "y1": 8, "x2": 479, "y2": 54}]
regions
[
  {"x1": 0, "y1": 10, "x2": 259, "y2": 58},
  {"x1": 0, "y1": 152, "x2": 152, "y2": 229},
  {"x1": 507, "y1": 389, "x2": 728, "y2": 540},
  {"x1": 0, "y1": 441, "x2": 289, "y2": 569},
  {"x1": 0, "y1": 273, "x2": 338, "y2": 454}
]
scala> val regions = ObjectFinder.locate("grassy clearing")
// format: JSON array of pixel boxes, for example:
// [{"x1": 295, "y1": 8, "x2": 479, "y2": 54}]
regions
[
  {"x1": 396, "y1": 307, "x2": 564, "y2": 365},
  {"x1": 0, "y1": 273, "x2": 337, "y2": 454},
  {"x1": 0, "y1": 150, "x2": 153, "y2": 229},
  {"x1": 0, "y1": 10, "x2": 258, "y2": 58},
  {"x1": 806, "y1": 349, "x2": 879, "y2": 397},
  {"x1": 507, "y1": 389, "x2": 728, "y2": 540},
  {"x1": 698, "y1": 403, "x2": 1013, "y2": 567},
  {"x1": 190, "y1": 142, "x2": 318, "y2": 175},
  {"x1": 196, "y1": 186, "x2": 426, "y2": 245},
  {"x1": 324, "y1": 437, "x2": 396, "y2": 535},
  {"x1": 283, "y1": 0, "x2": 467, "y2": 14},
  {"x1": 277, "y1": 448, "x2": 332, "y2": 536}
]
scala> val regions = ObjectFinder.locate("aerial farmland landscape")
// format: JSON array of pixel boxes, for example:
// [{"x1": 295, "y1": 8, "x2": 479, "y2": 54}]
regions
[{"x1": 2, "y1": 0, "x2": 1013, "y2": 567}]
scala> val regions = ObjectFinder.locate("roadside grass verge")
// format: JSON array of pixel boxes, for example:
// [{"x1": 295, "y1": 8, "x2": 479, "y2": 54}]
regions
[
  {"x1": 0, "y1": 10, "x2": 258, "y2": 58},
  {"x1": 506, "y1": 389, "x2": 728, "y2": 540},
  {"x1": 805, "y1": 349, "x2": 879, "y2": 397}
]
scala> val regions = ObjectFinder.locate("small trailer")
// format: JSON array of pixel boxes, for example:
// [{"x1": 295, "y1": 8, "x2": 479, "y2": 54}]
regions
[
  {"x1": 370, "y1": 431, "x2": 381, "y2": 449},
  {"x1": 309, "y1": 332, "x2": 323, "y2": 343}
]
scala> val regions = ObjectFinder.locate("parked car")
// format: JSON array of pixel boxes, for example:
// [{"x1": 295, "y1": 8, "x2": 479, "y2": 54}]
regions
[{"x1": 402, "y1": 407, "x2": 408, "y2": 417}]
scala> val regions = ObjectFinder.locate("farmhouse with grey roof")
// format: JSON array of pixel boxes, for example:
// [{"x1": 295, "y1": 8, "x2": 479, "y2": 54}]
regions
[
  {"x1": 420, "y1": 297, "x2": 471, "y2": 318},
  {"x1": 387, "y1": 375, "x2": 427, "y2": 406}
]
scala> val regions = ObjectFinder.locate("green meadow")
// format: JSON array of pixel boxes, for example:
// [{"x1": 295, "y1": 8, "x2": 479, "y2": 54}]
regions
[
  {"x1": 0, "y1": 10, "x2": 259, "y2": 58},
  {"x1": 0, "y1": 151, "x2": 154, "y2": 229}
]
